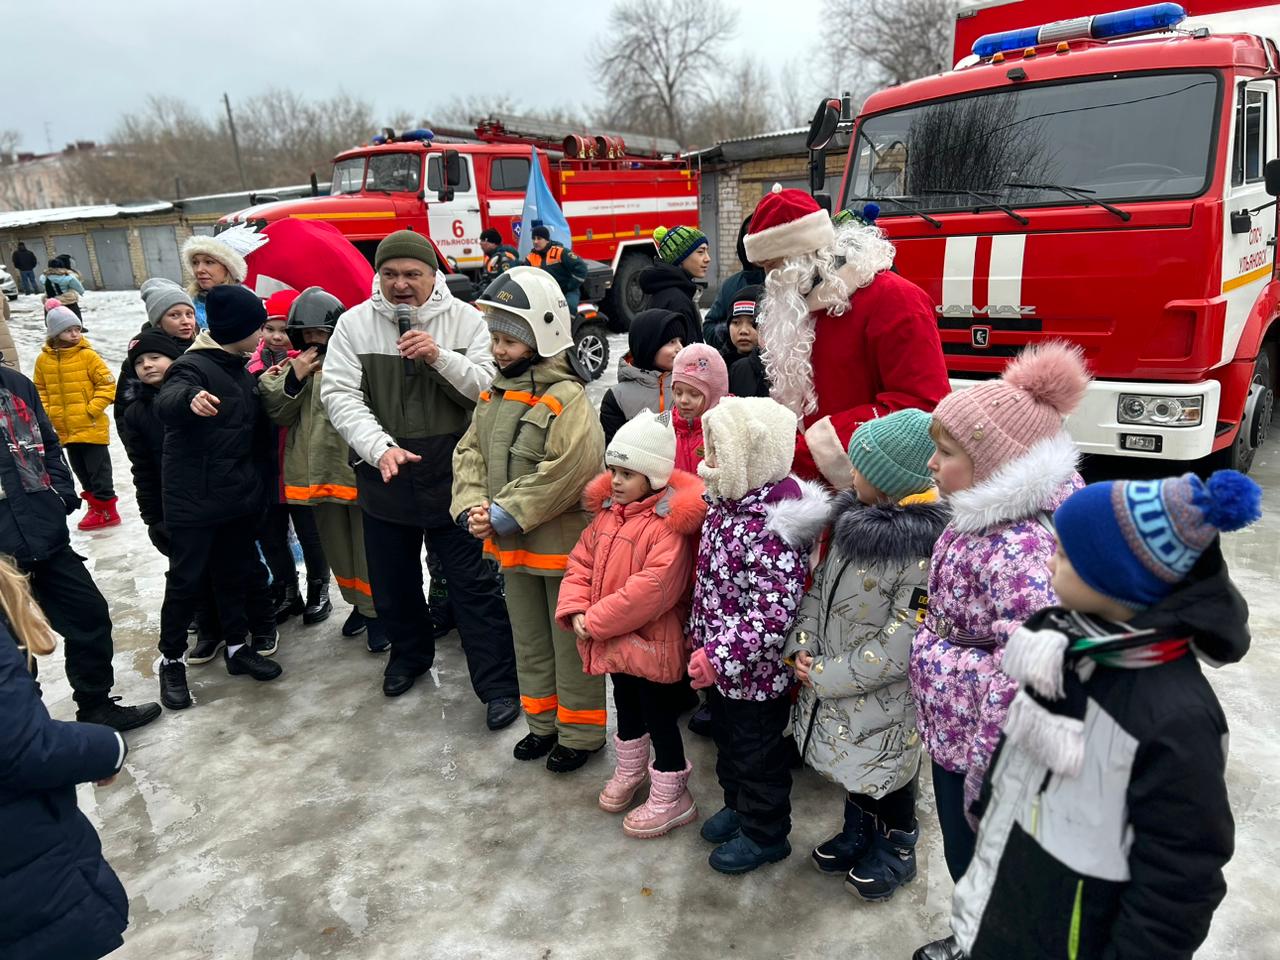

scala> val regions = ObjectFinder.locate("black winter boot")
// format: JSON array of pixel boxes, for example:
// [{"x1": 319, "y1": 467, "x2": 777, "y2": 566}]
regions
[
  {"x1": 812, "y1": 798, "x2": 875, "y2": 875},
  {"x1": 272, "y1": 581, "x2": 304, "y2": 623},
  {"x1": 302, "y1": 578, "x2": 332, "y2": 624}
]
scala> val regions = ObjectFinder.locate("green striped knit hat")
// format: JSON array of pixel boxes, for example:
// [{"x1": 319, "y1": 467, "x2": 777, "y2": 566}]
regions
[
  {"x1": 848, "y1": 408, "x2": 936, "y2": 500},
  {"x1": 654, "y1": 225, "x2": 708, "y2": 265}
]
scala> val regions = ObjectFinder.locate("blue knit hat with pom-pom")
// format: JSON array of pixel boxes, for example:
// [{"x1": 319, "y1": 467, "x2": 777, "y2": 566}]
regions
[{"x1": 1054, "y1": 470, "x2": 1262, "y2": 608}]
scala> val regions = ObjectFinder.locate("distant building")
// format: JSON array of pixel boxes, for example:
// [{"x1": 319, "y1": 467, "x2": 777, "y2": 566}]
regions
[{"x1": 0, "y1": 142, "x2": 100, "y2": 212}]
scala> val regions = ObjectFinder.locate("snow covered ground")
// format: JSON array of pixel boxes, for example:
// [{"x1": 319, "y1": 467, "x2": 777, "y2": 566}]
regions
[{"x1": 8, "y1": 290, "x2": 1279, "y2": 959}]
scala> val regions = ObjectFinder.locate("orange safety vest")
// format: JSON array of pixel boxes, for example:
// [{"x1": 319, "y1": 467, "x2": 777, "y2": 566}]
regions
[{"x1": 525, "y1": 245, "x2": 564, "y2": 268}]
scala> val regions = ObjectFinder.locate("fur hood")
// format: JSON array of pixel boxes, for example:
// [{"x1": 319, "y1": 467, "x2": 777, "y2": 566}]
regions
[
  {"x1": 582, "y1": 468, "x2": 706, "y2": 535},
  {"x1": 830, "y1": 490, "x2": 951, "y2": 565},
  {"x1": 762, "y1": 476, "x2": 832, "y2": 548},
  {"x1": 947, "y1": 432, "x2": 1080, "y2": 533}
]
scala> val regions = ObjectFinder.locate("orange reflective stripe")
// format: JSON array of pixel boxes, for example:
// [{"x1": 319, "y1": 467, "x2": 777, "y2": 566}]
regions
[
  {"x1": 538, "y1": 394, "x2": 563, "y2": 416},
  {"x1": 333, "y1": 574, "x2": 373, "y2": 597},
  {"x1": 479, "y1": 390, "x2": 491, "y2": 402},
  {"x1": 497, "y1": 389, "x2": 562, "y2": 416},
  {"x1": 521, "y1": 694, "x2": 558, "y2": 714},
  {"x1": 284, "y1": 483, "x2": 358, "y2": 502},
  {"x1": 484, "y1": 540, "x2": 569, "y2": 571},
  {"x1": 557, "y1": 706, "x2": 607, "y2": 727}
]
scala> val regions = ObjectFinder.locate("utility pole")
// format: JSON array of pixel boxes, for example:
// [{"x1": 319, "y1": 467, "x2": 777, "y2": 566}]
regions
[
  {"x1": 43, "y1": 121, "x2": 53, "y2": 154},
  {"x1": 223, "y1": 92, "x2": 248, "y2": 190}
]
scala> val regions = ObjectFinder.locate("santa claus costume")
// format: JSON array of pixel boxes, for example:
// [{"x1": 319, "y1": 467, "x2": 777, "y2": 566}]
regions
[{"x1": 744, "y1": 186, "x2": 950, "y2": 488}]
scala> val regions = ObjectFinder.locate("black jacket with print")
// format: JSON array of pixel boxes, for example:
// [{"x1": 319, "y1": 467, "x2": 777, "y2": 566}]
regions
[{"x1": 952, "y1": 543, "x2": 1244, "y2": 960}]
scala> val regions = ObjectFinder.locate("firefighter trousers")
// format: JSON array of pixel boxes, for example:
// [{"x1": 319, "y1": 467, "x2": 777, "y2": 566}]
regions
[
  {"x1": 502, "y1": 571, "x2": 605, "y2": 750},
  {"x1": 311, "y1": 502, "x2": 376, "y2": 619}
]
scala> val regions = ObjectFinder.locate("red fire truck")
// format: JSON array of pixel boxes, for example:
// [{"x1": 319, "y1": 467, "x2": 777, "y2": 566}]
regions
[
  {"x1": 217, "y1": 117, "x2": 699, "y2": 328},
  {"x1": 808, "y1": 0, "x2": 1280, "y2": 471}
]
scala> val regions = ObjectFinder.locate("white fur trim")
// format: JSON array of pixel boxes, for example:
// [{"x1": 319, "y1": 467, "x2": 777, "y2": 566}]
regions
[
  {"x1": 1004, "y1": 625, "x2": 1069, "y2": 698},
  {"x1": 701, "y1": 397, "x2": 800, "y2": 501},
  {"x1": 804, "y1": 416, "x2": 854, "y2": 490},
  {"x1": 947, "y1": 432, "x2": 1079, "y2": 533},
  {"x1": 763, "y1": 478, "x2": 832, "y2": 548},
  {"x1": 1003, "y1": 690, "x2": 1084, "y2": 777},
  {"x1": 182, "y1": 234, "x2": 249, "y2": 283},
  {"x1": 745, "y1": 208, "x2": 836, "y2": 264}
]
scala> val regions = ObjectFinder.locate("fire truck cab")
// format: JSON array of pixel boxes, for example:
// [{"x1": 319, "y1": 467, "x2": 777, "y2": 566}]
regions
[{"x1": 813, "y1": 0, "x2": 1280, "y2": 471}]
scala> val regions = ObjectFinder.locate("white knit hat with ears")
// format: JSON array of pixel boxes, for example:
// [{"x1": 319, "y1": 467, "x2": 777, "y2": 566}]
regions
[
  {"x1": 606, "y1": 409, "x2": 677, "y2": 488},
  {"x1": 699, "y1": 396, "x2": 800, "y2": 501}
]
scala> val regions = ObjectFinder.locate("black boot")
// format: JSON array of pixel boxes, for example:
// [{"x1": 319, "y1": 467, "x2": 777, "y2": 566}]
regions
[
  {"x1": 546, "y1": 743, "x2": 602, "y2": 773},
  {"x1": 272, "y1": 580, "x2": 304, "y2": 623},
  {"x1": 341, "y1": 609, "x2": 369, "y2": 637},
  {"x1": 912, "y1": 936, "x2": 964, "y2": 960},
  {"x1": 158, "y1": 662, "x2": 192, "y2": 711},
  {"x1": 78, "y1": 694, "x2": 164, "y2": 728},
  {"x1": 302, "y1": 578, "x2": 332, "y2": 624},
  {"x1": 513, "y1": 731, "x2": 557, "y2": 761},
  {"x1": 812, "y1": 796, "x2": 874, "y2": 875}
]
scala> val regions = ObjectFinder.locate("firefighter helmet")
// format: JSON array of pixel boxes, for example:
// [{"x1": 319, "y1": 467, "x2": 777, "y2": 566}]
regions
[
  {"x1": 286, "y1": 285, "x2": 345, "y2": 352},
  {"x1": 477, "y1": 266, "x2": 576, "y2": 360}
]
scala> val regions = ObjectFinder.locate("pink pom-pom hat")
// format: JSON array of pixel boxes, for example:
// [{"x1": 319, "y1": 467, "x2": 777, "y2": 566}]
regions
[{"x1": 931, "y1": 340, "x2": 1090, "y2": 480}]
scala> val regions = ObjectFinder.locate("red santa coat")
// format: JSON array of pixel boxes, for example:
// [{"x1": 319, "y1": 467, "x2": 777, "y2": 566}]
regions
[{"x1": 793, "y1": 266, "x2": 950, "y2": 488}]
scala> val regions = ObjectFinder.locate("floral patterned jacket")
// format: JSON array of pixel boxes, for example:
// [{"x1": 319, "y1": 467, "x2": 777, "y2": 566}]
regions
[
  {"x1": 690, "y1": 476, "x2": 830, "y2": 701},
  {"x1": 909, "y1": 432, "x2": 1084, "y2": 823}
]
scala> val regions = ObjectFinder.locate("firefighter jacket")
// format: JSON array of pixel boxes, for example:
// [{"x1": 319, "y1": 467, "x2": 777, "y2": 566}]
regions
[
  {"x1": 523, "y1": 242, "x2": 588, "y2": 295},
  {"x1": 260, "y1": 366, "x2": 360, "y2": 507}
]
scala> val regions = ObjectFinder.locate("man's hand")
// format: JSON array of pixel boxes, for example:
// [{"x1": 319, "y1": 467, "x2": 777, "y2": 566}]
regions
[
  {"x1": 377, "y1": 446, "x2": 421, "y2": 483},
  {"x1": 398, "y1": 330, "x2": 440, "y2": 364},
  {"x1": 467, "y1": 501, "x2": 493, "y2": 540},
  {"x1": 794, "y1": 650, "x2": 814, "y2": 687},
  {"x1": 190, "y1": 390, "x2": 220, "y2": 417},
  {"x1": 571, "y1": 614, "x2": 591, "y2": 642},
  {"x1": 289, "y1": 347, "x2": 322, "y2": 381}
]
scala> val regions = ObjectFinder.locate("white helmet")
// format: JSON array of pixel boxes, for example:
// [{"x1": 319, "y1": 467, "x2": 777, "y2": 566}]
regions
[{"x1": 477, "y1": 266, "x2": 575, "y2": 359}]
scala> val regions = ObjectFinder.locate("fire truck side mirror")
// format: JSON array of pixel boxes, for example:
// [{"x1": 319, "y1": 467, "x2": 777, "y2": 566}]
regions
[
  {"x1": 1266, "y1": 158, "x2": 1280, "y2": 197},
  {"x1": 437, "y1": 149, "x2": 463, "y2": 203},
  {"x1": 806, "y1": 99, "x2": 842, "y2": 152}
]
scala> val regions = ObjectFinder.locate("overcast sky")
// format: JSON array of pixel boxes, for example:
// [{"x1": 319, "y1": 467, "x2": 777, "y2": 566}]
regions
[{"x1": 7, "y1": 0, "x2": 826, "y2": 153}]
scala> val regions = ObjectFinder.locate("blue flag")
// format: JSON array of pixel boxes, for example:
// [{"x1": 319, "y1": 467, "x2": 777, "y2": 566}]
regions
[{"x1": 517, "y1": 147, "x2": 572, "y2": 258}]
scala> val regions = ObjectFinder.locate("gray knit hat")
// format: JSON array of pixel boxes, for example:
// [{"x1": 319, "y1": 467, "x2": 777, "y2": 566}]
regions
[
  {"x1": 484, "y1": 309, "x2": 538, "y2": 351},
  {"x1": 141, "y1": 279, "x2": 194, "y2": 328},
  {"x1": 45, "y1": 306, "x2": 83, "y2": 340}
]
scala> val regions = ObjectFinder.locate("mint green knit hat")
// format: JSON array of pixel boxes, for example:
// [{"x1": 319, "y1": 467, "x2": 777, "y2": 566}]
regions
[
  {"x1": 848, "y1": 408, "x2": 936, "y2": 500},
  {"x1": 654, "y1": 225, "x2": 708, "y2": 265}
]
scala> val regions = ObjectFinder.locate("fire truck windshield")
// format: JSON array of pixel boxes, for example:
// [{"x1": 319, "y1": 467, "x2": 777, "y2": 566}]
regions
[
  {"x1": 364, "y1": 153, "x2": 422, "y2": 194},
  {"x1": 330, "y1": 157, "x2": 365, "y2": 196},
  {"x1": 843, "y1": 71, "x2": 1219, "y2": 216}
]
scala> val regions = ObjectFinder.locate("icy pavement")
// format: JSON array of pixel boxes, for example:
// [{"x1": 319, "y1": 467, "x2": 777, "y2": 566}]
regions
[{"x1": 7, "y1": 290, "x2": 1279, "y2": 960}]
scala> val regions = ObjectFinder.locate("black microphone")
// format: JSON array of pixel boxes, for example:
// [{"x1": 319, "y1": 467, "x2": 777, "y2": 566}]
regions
[{"x1": 395, "y1": 303, "x2": 415, "y2": 377}]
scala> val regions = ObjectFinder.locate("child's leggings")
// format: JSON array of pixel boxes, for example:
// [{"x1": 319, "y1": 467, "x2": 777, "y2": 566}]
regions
[{"x1": 610, "y1": 672, "x2": 687, "y2": 771}]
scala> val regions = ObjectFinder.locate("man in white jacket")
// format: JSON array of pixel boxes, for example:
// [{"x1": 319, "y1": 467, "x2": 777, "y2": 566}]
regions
[{"x1": 322, "y1": 230, "x2": 519, "y2": 729}]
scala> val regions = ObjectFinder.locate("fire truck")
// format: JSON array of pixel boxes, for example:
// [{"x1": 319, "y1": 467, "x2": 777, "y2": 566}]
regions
[
  {"x1": 217, "y1": 117, "x2": 700, "y2": 329},
  {"x1": 807, "y1": 0, "x2": 1280, "y2": 471}
]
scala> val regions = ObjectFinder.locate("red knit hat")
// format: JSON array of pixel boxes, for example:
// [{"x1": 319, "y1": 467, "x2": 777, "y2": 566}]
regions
[
  {"x1": 265, "y1": 288, "x2": 301, "y2": 320},
  {"x1": 744, "y1": 184, "x2": 836, "y2": 263}
]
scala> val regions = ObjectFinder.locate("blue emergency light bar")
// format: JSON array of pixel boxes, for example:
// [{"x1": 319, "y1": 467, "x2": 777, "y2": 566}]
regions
[{"x1": 972, "y1": 3, "x2": 1187, "y2": 58}]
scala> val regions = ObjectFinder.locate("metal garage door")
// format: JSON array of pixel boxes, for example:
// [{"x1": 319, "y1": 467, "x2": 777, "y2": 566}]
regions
[
  {"x1": 140, "y1": 225, "x2": 183, "y2": 283},
  {"x1": 91, "y1": 229, "x2": 136, "y2": 290},
  {"x1": 51, "y1": 235, "x2": 93, "y2": 288},
  {"x1": 699, "y1": 171, "x2": 720, "y2": 283}
]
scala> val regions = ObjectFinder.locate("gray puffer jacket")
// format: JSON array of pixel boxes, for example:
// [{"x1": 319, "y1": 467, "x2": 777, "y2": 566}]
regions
[
  {"x1": 784, "y1": 490, "x2": 950, "y2": 799},
  {"x1": 599, "y1": 360, "x2": 674, "y2": 444}
]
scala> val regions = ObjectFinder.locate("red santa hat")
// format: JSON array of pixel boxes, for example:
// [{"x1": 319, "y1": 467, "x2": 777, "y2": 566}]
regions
[{"x1": 744, "y1": 184, "x2": 835, "y2": 264}]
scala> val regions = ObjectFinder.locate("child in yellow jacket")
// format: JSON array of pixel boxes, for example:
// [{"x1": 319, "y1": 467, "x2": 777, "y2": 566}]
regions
[{"x1": 34, "y1": 305, "x2": 119, "y2": 529}]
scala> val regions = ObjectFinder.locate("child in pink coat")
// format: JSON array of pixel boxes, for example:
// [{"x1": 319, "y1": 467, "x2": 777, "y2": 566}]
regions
[
  {"x1": 557, "y1": 410, "x2": 707, "y2": 839},
  {"x1": 671, "y1": 343, "x2": 729, "y2": 474}
]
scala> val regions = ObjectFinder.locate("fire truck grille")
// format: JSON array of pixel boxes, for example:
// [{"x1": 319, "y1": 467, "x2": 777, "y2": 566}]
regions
[{"x1": 936, "y1": 317, "x2": 1042, "y2": 333}]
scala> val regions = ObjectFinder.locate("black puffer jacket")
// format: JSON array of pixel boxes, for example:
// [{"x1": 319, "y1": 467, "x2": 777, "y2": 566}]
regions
[
  {"x1": 954, "y1": 543, "x2": 1245, "y2": 960},
  {"x1": 155, "y1": 332, "x2": 271, "y2": 527},
  {"x1": 121, "y1": 380, "x2": 165, "y2": 527},
  {"x1": 114, "y1": 320, "x2": 194, "y2": 449},
  {"x1": 0, "y1": 367, "x2": 78, "y2": 563},
  {"x1": 638, "y1": 260, "x2": 703, "y2": 345},
  {"x1": 729, "y1": 350, "x2": 770, "y2": 399}
]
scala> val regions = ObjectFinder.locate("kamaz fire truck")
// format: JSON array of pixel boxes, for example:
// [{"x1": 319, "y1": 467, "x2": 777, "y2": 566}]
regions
[
  {"x1": 217, "y1": 116, "x2": 699, "y2": 329},
  {"x1": 807, "y1": 0, "x2": 1280, "y2": 471}
]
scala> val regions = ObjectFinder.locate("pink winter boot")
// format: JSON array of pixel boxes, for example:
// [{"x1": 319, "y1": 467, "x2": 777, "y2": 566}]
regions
[
  {"x1": 622, "y1": 761, "x2": 697, "y2": 839},
  {"x1": 599, "y1": 734, "x2": 651, "y2": 813}
]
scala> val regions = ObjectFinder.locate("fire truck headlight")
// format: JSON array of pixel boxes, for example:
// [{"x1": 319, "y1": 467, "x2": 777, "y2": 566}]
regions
[{"x1": 1117, "y1": 394, "x2": 1204, "y2": 427}]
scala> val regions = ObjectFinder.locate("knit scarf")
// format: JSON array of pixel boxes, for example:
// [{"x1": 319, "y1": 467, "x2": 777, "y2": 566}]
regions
[{"x1": 1001, "y1": 609, "x2": 1189, "y2": 777}]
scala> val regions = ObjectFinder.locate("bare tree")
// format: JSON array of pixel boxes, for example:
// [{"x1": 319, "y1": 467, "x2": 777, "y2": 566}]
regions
[
  {"x1": 822, "y1": 0, "x2": 960, "y2": 90},
  {"x1": 593, "y1": 0, "x2": 739, "y2": 146},
  {"x1": 688, "y1": 58, "x2": 776, "y2": 145}
]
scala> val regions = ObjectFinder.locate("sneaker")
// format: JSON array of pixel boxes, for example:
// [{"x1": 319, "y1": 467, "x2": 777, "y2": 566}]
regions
[
  {"x1": 341, "y1": 609, "x2": 369, "y2": 637},
  {"x1": 845, "y1": 824, "x2": 919, "y2": 901},
  {"x1": 708, "y1": 834, "x2": 792, "y2": 875},
  {"x1": 252, "y1": 629, "x2": 279, "y2": 658},
  {"x1": 225, "y1": 645, "x2": 283, "y2": 681},
  {"x1": 158, "y1": 661, "x2": 193, "y2": 710},
  {"x1": 513, "y1": 731, "x2": 557, "y2": 761},
  {"x1": 187, "y1": 635, "x2": 225, "y2": 665},
  {"x1": 700, "y1": 806, "x2": 742, "y2": 844},
  {"x1": 302, "y1": 578, "x2": 332, "y2": 624},
  {"x1": 365, "y1": 618, "x2": 390, "y2": 653},
  {"x1": 546, "y1": 743, "x2": 602, "y2": 774},
  {"x1": 77, "y1": 695, "x2": 163, "y2": 730}
]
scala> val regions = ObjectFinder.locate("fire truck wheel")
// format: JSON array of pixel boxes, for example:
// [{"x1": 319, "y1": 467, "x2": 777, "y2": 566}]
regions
[
  {"x1": 574, "y1": 323, "x2": 611, "y2": 382},
  {"x1": 603, "y1": 253, "x2": 649, "y2": 332},
  {"x1": 1209, "y1": 346, "x2": 1273, "y2": 475}
]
